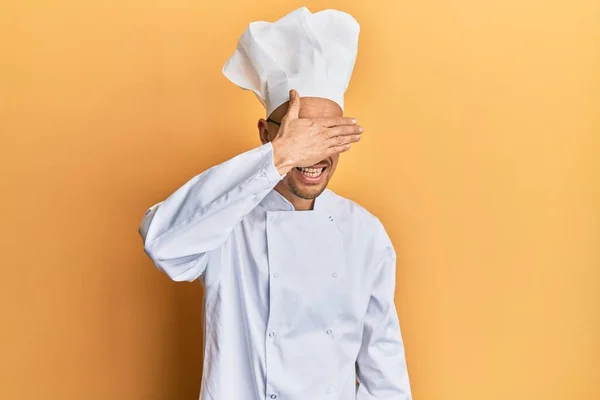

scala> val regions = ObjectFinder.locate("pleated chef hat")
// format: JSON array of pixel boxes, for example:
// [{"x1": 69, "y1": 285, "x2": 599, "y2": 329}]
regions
[{"x1": 222, "y1": 7, "x2": 360, "y2": 117}]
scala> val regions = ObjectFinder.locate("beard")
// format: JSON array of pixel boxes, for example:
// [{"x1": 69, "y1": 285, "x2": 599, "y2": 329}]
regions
[{"x1": 286, "y1": 178, "x2": 328, "y2": 200}]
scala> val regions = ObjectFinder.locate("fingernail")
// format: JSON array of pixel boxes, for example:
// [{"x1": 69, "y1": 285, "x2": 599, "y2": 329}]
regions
[{"x1": 352, "y1": 118, "x2": 357, "y2": 124}]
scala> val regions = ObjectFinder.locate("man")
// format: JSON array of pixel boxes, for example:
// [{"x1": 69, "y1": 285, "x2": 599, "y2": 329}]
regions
[{"x1": 139, "y1": 7, "x2": 412, "y2": 400}]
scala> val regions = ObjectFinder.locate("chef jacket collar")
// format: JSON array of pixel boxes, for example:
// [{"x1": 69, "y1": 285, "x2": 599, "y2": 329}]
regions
[{"x1": 262, "y1": 187, "x2": 331, "y2": 211}]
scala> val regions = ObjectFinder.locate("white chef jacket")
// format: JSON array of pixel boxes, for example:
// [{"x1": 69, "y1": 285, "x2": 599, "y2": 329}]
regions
[{"x1": 139, "y1": 142, "x2": 412, "y2": 400}]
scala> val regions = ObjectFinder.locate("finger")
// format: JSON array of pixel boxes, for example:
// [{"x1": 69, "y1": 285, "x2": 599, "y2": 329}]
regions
[
  {"x1": 282, "y1": 89, "x2": 300, "y2": 121},
  {"x1": 327, "y1": 143, "x2": 353, "y2": 155},
  {"x1": 325, "y1": 124, "x2": 364, "y2": 137},
  {"x1": 314, "y1": 116, "x2": 358, "y2": 128},
  {"x1": 328, "y1": 133, "x2": 361, "y2": 147}
]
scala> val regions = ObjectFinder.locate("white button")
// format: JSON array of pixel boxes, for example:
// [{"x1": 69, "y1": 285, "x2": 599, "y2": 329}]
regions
[
  {"x1": 269, "y1": 332, "x2": 275, "y2": 338},
  {"x1": 269, "y1": 216, "x2": 276, "y2": 222},
  {"x1": 274, "y1": 272, "x2": 279, "y2": 278},
  {"x1": 326, "y1": 329, "x2": 333, "y2": 335},
  {"x1": 270, "y1": 395, "x2": 277, "y2": 399},
  {"x1": 332, "y1": 272, "x2": 337, "y2": 278}
]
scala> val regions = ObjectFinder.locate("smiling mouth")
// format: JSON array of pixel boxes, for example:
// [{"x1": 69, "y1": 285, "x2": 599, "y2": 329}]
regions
[{"x1": 295, "y1": 165, "x2": 328, "y2": 182}]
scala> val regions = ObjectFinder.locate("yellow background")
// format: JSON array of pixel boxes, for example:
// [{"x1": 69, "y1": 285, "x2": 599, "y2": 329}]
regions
[{"x1": 1, "y1": 1, "x2": 598, "y2": 399}]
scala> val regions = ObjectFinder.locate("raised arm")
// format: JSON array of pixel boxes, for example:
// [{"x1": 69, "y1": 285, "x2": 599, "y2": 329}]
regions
[{"x1": 139, "y1": 142, "x2": 285, "y2": 281}]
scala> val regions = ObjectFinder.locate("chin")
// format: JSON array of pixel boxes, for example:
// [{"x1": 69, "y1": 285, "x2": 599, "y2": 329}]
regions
[
  {"x1": 287, "y1": 181, "x2": 328, "y2": 200},
  {"x1": 287, "y1": 165, "x2": 333, "y2": 198}
]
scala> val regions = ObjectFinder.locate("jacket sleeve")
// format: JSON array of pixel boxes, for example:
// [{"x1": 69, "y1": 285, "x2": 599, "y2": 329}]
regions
[
  {"x1": 356, "y1": 220, "x2": 412, "y2": 400},
  {"x1": 139, "y1": 142, "x2": 285, "y2": 282}
]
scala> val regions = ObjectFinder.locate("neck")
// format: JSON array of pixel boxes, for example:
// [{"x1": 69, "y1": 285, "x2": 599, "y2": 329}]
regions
[{"x1": 274, "y1": 183, "x2": 315, "y2": 211}]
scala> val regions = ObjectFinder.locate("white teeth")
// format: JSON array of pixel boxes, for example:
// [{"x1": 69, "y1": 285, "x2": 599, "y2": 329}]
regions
[
  {"x1": 297, "y1": 167, "x2": 325, "y2": 178},
  {"x1": 300, "y1": 167, "x2": 324, "y2": 173}
]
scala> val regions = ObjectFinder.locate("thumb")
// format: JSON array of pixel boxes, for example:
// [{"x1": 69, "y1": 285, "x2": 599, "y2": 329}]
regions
[{"x1": 283, "y1": 89, "x2": 300, "y2": 121}]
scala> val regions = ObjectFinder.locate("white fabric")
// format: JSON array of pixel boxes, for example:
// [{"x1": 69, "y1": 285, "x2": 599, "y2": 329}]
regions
[
  {"x1": 139, "y1": 142, "x2": 412, "y2": 400},
  {"x1": 222, "y1": 7, "x2": 360, "y2": 117}
]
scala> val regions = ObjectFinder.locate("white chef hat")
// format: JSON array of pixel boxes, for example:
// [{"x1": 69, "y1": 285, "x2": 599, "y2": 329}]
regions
[{"x1": 222, "y1": 7, "x2": 360, "y2": 117}]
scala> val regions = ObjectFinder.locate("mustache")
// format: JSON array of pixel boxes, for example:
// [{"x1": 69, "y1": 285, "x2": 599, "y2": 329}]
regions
[{"x1": 305, "y1": 158, "x2": 332, "y2": 168}]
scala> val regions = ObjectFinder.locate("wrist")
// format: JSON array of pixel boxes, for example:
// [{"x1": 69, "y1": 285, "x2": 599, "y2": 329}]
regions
[{"x1": 271, "y1": 138, "x2": 295, "y2": 176}]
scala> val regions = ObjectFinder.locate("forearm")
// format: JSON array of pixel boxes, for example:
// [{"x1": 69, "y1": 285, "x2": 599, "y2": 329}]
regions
[{"x1": 140, "y1": 142, "x2": 284, "y2": 280}]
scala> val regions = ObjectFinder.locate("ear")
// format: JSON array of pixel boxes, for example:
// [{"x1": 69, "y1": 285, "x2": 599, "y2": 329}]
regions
[{"x1": 257, "y1": 118, "x2": 270, "y2": 144}]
